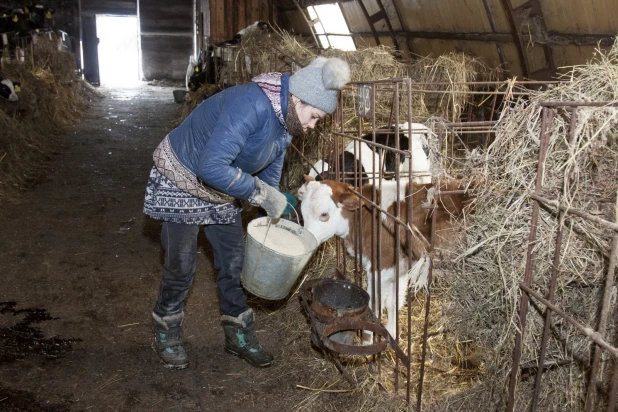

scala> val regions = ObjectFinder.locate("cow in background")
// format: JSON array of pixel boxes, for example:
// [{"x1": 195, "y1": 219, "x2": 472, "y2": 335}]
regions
[
  {"x1": 297, "y1": 175, "x2": 474, "y2": 343},
  {"x1": 0, "y1": 78, "x2": 20, "y2": 101},
  {"x1": 305, "y1": 122, "x2": 432, "y2": 186}
]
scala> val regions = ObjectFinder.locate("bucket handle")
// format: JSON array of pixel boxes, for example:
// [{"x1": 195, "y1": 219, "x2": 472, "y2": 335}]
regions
[{"x1": 285, "y1": 201, "x2": 305, "y2": 235}]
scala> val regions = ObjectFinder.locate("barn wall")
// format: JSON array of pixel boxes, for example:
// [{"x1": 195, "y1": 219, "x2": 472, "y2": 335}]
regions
[
  {"x1": 81, "y1": 0, "x2": 137, "y2": 16},
  {"x1": 138, "y1": 0, "x2": 194, "y2": 80},
  {"x1": 542, "y1": 0, "x2": 617, "y2": 33},
  {"x1": 208, "y1": 0, "x2": 279, "y2": 44},
  {"x1": 279, "y1": 0, "x2": 617, "y2": 80}
]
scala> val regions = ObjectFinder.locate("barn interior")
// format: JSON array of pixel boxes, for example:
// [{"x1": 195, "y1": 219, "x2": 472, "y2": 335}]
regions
[{"x1": 1, "y1": 1, "x2": 617, "y2": 411}]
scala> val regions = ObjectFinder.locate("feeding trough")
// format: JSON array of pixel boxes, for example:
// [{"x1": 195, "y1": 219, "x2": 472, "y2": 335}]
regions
[{"x1": 299, "y1": 279, "x2": 391, "y2": 356}]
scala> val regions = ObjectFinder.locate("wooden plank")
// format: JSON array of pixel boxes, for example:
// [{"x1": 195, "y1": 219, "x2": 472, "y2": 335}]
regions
[
  {"x1": 250, "y1": 0, "x2": 259, "y2": 24},
  {"x1": 211, "y1": 0, "x2": 223, "y2": 43},
  {"x1": 542, "y1": 0, "x2": 618, "y2": 34},
  {"x1": 552, "y1": 44, "x2": 597, "y2": 71},
  {"x1": 237, "y1": 0, "x2": 246, "y2": 30},
  {"x1": 397, "y1": 0, "x2": 492, "y2": 33},
  {"x1": 259, "y1": 0, "x2": 269, "y2": 22},
  {"x1": 224, "y1": 0, "x2": 234, "y2": 40}
]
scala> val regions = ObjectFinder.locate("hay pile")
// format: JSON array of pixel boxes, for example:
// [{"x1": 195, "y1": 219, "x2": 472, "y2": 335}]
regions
[
  {"x1": 0, "y1": 36, "x2": 94, "y2": 202},
  {"x1": 410, "y1": 53, "x2": 499, "y2": 122},
  {"x1": 436, "y1": 41, "x2": 618, "y2": 411},
  {"x1": 180, "y1": 27, "x2": 494, "y2": 128}
]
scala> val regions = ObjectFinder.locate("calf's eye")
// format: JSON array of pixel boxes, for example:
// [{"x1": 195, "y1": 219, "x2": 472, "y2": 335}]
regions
[{"x1": 319, "y1": 212, "x2": 329, "y2": 222}]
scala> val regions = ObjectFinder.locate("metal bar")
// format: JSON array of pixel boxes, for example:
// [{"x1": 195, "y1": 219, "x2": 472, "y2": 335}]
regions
[
  {"x1": 356, "y1": 103, "x2": 363, "y2": 287},
  {"x1": 519, "y1": 283, "x2": 618, "y2": 358},
  {"x1": 417, "y1": 196, "x2": 438, "y2": 412},
  {"x1": 376, "y1": 132, "x2": 384, "y2": 378},
  {"x1": 348, "y1": 188, "x2": 429, "y2": 244},
  {"x1": 441, "y1": 121, "x2": 498, "y2": 126},
  {"x1": 406, "y1": 77, "x2": 414, "y2": 406},
  {"x1": 531, "y1": 212, "x2": 564, "y2": 410},
  {"x1": 369, "y1": 82, "x2": 379, "y2": 371},
  {"x1": 530, "y1": 194, "x2": 618, "y2": 233},
  {"x1": 607, "y1": 340, "x2": 618, "y2": 412},
  {"x1": 533, "y1": 110, "x2": 578, "y2": 411},
  {"x1": 394, "y1": 83, "x2": 401, "y2": 391},
  {"x1": 506, "y1": 106, "x2": 553, "y2": 412},
  {"x1": 408, "y1": 80, "x2": 562, "y2": 85},
  {"x1": 406, "y1": 90, "x2": 540, "y2": 95},
  {"x1": 586, "y1": 219, "x2": 618, "y2": 410},
  {"x1": 539, "y1": 101, "x2": 618, "y2": 107},
  {"x1": 332, "y1": 132, "x2": 412, "y2": 156}
]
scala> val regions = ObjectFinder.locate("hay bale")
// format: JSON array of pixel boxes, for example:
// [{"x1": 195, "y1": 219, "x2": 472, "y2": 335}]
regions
[
  {"x1": 436, "y1": 39, "x2": 618, "y2": 411},
  {"x1": 0, "y1": 36, "x2": 90, "y2": 202}
]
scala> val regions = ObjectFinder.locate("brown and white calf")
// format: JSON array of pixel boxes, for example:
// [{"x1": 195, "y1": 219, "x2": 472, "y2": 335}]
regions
[{"x1": 298, "y1": 175, "x2": 472, "y2": 343}]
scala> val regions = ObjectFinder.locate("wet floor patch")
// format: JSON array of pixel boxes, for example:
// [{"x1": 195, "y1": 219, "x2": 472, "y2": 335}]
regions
[
  {"x1": 0, "y1": 384, "x2": 71, "y2": 412},
  {"x1": 0, "y1": 302, "x2": 81, "y2": 363}
]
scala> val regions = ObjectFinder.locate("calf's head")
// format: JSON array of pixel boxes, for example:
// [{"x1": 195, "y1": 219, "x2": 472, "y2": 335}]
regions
[
  {"x1": 0, "y1": 79, "x2": 20, "y2": 102},
  {"x1": 297, "y1": 175, "x2": 360, "y2": 244}
]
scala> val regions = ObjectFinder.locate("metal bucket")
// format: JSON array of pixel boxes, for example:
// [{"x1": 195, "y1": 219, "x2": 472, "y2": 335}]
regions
[
  {"x1": 172, "y1": 89, "x2": 188, "y2": 104},
  {"x1": 242, "y1": 217, "x2": 318, "y2": 300}
]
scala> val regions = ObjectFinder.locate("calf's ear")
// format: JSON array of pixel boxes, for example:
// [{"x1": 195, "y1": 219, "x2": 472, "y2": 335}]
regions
[
  {"x1": 337, "y1": 189, "x2": 361, "y2": 211},
  {"x1": 303, "y1": 174, "x2": 315, "y2": 184}
]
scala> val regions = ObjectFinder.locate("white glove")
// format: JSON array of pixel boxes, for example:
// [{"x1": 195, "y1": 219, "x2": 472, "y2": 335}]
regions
[{"x1": 248, "y1": 178, "x2": 287, "y2": 218}]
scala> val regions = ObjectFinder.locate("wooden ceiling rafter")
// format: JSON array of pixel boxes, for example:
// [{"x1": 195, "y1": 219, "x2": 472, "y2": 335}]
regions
[
  {"x1": 481, "y1": 0, "x2": 507, "y2": 73},
  {"x1": 500, "y1": 0, "x2": 556, "y2": 79},
  {"x1": 291, "y1": 0, "x2": 321, "y2": 47},
  {"x1": 356, "y1": 0, "x2": 400, "y2": 50}
]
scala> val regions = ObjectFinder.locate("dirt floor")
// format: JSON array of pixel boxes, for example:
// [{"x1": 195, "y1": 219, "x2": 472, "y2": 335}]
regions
[{"x1": 0, "y1": 85, "x2": 370, "y2": 411}]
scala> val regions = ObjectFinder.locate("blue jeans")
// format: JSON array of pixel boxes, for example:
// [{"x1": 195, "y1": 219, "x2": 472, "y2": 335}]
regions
[{"x1": 152, "y1": 213, "x2": 248, "y2": 318}]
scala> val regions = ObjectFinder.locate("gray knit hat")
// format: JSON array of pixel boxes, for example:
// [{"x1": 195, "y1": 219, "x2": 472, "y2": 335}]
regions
[{"x1": 289, "y1": 57, "x2": 351, "y2": 114}]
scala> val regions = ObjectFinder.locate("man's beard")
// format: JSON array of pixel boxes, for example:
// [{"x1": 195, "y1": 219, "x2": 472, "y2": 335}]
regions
[{"x1": 286, "y1": 98, "x2": 305, "y2": 138}]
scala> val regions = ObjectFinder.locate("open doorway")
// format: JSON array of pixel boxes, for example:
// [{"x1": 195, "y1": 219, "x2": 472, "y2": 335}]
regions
[{"x1": 95, "y1": 15, "x2": 140, "y2": 86}]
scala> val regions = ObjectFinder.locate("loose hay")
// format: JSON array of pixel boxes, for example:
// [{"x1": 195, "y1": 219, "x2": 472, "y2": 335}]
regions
[
  {"x1": 437, "y1": 40, "x2": 618, "y2": 411},
  {"x1": 0, "y1": 36, "x2": 93, "y2": 202}
]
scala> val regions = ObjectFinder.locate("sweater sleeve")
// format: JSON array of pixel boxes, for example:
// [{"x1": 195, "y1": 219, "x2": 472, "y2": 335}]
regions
[{"x1": 195, "y1": 97, "x2": 259, "y2": 200}]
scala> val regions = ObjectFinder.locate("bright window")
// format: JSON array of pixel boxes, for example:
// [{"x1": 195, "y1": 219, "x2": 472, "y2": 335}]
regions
[{"x1": 307, "y1": 4, "x2": 356, "y2": 51}]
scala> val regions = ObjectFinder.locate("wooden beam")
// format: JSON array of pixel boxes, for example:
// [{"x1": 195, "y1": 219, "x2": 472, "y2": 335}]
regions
[
  {"x1": 278, "y1": 0, "x2": 356, "y2": 12},
  {"x1": 500, "y1": 0, "x2": 530, "y2": 77},
  {"x1": 349, "y1": 30, "x2": 616, "y2": 46},
  {"x1": 357, "y1": 0, "x2": 381, "y2": 46},
  {"x1": 481, "y1": 0, "x2": 507, "y2": 73}
]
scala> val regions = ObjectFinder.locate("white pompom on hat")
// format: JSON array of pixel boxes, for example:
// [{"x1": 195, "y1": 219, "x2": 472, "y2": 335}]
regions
[{"x1": 289, "y1": 57, "x2": 351, "y2": 114}]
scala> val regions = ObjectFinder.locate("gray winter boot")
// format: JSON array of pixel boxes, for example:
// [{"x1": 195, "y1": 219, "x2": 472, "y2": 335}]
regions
[
  {"x1": 221, "y1": 308, "x2": 273, "y2": 367},
  {"x1": 152, "y1": 312, "x2": 189, "y2": 369}
]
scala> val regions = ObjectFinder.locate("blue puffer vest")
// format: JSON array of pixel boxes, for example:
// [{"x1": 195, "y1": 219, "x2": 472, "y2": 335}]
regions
[{"x1": 168, "y1": 74, "x2": 291, "y2": 200}]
